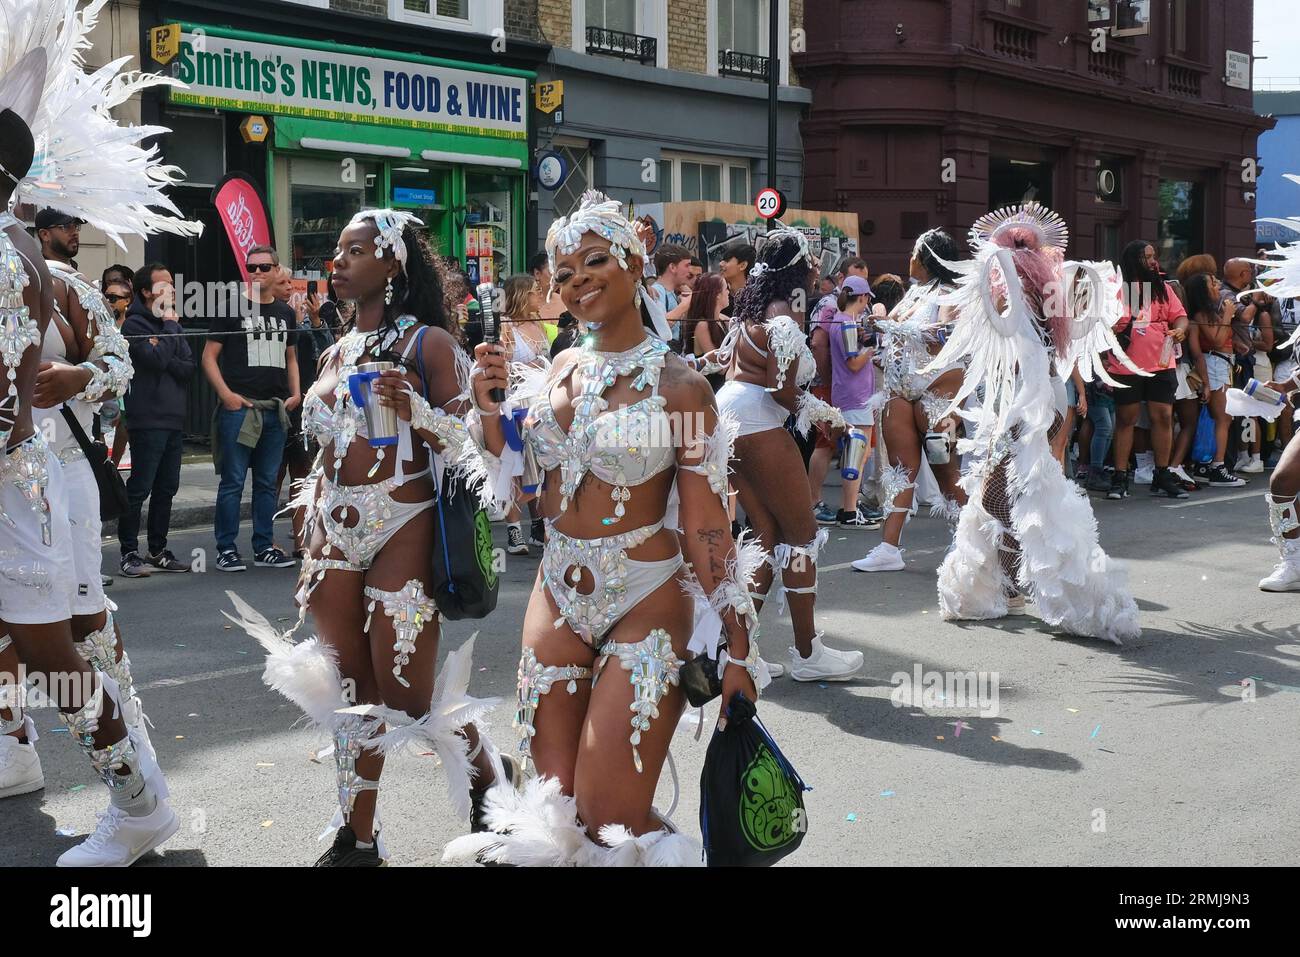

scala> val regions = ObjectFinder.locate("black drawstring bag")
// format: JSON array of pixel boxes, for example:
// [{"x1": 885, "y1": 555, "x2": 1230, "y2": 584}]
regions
[
  {"x1": 700, "y1": 693, "x2": 810, "y2": 867},
  {"x1": 414, "y1": 328, "x2": 499, "y2": 620}
]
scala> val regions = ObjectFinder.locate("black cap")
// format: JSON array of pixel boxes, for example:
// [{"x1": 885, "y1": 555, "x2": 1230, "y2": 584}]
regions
[{"x1": 34, "y1": 208, "x2": 82, "y2": 230}]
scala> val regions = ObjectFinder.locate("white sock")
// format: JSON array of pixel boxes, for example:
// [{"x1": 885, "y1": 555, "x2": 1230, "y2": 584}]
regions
[{"x1": 356, "y1": 838, "x2": 375, "y2": 850}]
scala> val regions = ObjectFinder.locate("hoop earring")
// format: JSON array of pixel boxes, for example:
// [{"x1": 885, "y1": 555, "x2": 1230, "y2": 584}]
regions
[{"x1": 384, "y1": 278, "x2": 394, "y2": 305}]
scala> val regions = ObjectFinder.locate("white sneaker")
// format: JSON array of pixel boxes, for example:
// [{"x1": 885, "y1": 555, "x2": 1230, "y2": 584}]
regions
[
  {"x1": 789, "y1": 635, "x2": 863, "y2": 682},
  {"x1": 56, "y1": 800, "x2": 179, "y2": 867},
  {"x1": 851, "y1": 542, "x2": 905, "y2": 572},
  {"x1": 1240, "y1": 455, "x2": 1265, "y2": 475},
  {"x1": 0, "y1": 735, "x2": 44, "y2": 798},
  {"x1": 1260, "y1": 543, "x2": 1300, "y2": 592},
  {"x1": 761, "y1": 659, "x2": 785, "y2": 679},
  {"x1": 1133, "y1": 466, "x2": 1154, "y2": 486},
  {"x1": 1234, "y1": 452, "x2": 1253, "y2": 473}
]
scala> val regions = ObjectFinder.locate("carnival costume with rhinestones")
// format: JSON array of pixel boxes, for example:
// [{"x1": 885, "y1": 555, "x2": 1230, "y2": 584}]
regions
[
  {"x1": 0, "y1": 0, "x2": 196, "y2": 821},
  {"x1": 226, "y1": 209, "x2": 500, "y2": 858},
  {"x1": 450, "y1": 192, "x2": 765, "y2": 867},
  {"x1": 926, "y1": 203, "x2": 1141, "y2": 643}
]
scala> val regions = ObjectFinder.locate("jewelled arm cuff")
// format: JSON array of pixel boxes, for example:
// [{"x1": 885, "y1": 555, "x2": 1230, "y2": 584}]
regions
[
  {"x1": 75, "y1": 356, "x2": 131, "y2": 403},
  {"x1": 408, "y1": 389, "x2": 492, "y2": 499},
  {"x1": 678, "y1": 411, "x2": 738, "y2": 509}
]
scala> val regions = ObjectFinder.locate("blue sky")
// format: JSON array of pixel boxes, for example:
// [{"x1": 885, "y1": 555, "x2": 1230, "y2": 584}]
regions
[{"x1": 1254, "y1": 0, "x2": 1297, "y2": 89}]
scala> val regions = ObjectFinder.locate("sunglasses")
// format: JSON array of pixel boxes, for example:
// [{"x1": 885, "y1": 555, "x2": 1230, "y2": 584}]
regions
[
  {"x1": 246, "y1": 262, "x2": 276, "y2": 273},
  {"x1": 105, "y1": 293, "x2": 130, "y2": 303}
]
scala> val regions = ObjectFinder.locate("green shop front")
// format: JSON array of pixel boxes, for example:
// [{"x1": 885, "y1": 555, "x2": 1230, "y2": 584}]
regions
[{"x1": 158, "y1": 24, "x2": 532, "y2": 288}]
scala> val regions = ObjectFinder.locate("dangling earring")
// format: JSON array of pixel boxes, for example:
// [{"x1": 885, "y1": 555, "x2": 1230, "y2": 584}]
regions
[
  {"x1": 384, "y1": 277, "x2": 394, "y2": 305},
  {"x1": 634, "y1": 284, "x2": 643, "y2": 309}
]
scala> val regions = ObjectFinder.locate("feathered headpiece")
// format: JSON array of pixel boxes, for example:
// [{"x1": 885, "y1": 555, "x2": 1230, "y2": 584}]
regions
[
  {"x1": 1, "y1": 0, "x2": 203, "y2": 247},
  {"x1": 749, "y1": 222, "x2": 816, "y2": 279},
  {"x1": 969, "y1": 202, "x2": 1069, "y2": 253},
  {"x1": 350, "y1": 208, "x2": 424, "y2": 272},
  {"x1": 546, "y1": 189, "x2": 645, "y2": 274},
  {"x1": 1249, "y1": 174, "x2": 1300, "y2": 353}
]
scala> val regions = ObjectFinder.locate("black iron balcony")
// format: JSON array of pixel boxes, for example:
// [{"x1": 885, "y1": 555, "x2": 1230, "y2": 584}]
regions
[
  {"x1": 719, "y1": 48, "x2": 770, "y2": 80},
  {"x1": 586, "y1": 26, "x2": 657, "y2": 64}
]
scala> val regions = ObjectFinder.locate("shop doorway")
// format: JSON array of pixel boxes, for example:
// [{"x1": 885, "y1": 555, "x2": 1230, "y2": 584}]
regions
[
  {"x1": 288, "y1": 156, "x2": 382, "y2": 277},
  {"x1": 1157, "y1": 177, "x2": 1205, "y2": 273}
]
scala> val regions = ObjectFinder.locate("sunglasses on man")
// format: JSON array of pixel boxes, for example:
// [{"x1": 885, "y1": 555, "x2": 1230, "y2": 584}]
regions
[{"x1": 246, "y1": 262, "x2": 277, "y2": 273}]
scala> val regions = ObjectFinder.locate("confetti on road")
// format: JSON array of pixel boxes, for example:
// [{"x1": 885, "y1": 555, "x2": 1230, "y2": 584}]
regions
[
  {"x1": 948, "y1": 720, "x2": 972, "y2": 738},
  {"x1": 66, "y1": 784, "x2": 86, "y2": 793},
  {"x1": 478, "y1": 667, "x2": 487, "y2": 672},
  {"x1": 255, "y1": 762, "x2": 275, "y2": 768},
  {"x1": 880, "y1": 790, "x2": 895, "y2": 797},
  {"x1": 56, "y1": 826, "x2": 77, "y2": 837},
  {"x1": 1066, "y1": 708, "x2": 1079, "y2": 713},
  {"x1": 1031, "y1": 729, "x2": 1043, "y2": 735},
  {"x1": 818, "y1": 683, "x2": 828, "y2": 689},
  {"x1": 223, "y1": 625, "x2": 232, "y2": 630},
  {"x1": 50, "y1": 727, "x2": 69, "y2": 734},
  {"x1": 261, "y1": 820, "x2": 274, "y2": 828},
  {"x1": 187, "y1": 713, "x2": 199, "y2": 717},
  {"x1": 235, "y1": 650, "x2": 248, "y2": 655},
  {"x1": 846, "y1": 813, "x2": 857, "y2": 822},
  {"x1": 1098, "y1": 748, "x2": 1116, "y2": 754},
  {"x1": 935, "y1": 735, "x2": 945, "y2": 741},
  {"x1": 1090, "y1": 725, "x2": 1101, "y2": 739},
  {"x1": 175, "y1": 735, "x2": 185, "y2": 740},
  {"x1": 175, "y1": 644, "x2": 187, "y2": 648},
  {"x1": 991, "y1": 736, "x2": 1001, "y2": 742}
]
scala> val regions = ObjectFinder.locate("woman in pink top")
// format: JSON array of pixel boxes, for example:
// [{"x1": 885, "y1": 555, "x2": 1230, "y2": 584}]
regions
[{"x1": 1103, "y1": 240, "x2": 1189, "y2": 501}]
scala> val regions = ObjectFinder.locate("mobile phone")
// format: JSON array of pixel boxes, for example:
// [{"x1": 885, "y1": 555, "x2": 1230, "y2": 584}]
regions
[{"x1": 306, "y1": 279, "x2": 318, "y2": 297}]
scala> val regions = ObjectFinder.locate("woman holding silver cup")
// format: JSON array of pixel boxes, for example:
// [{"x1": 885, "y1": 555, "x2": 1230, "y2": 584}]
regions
[
  {"x1": 829, "y1": 275, "x2": 885, "y2": 528},
  {"x1": 225, "y1": 209, "x2": 508, "y2": 866},
  {"x1": 852, "y1": 229, "x2": 968, "y2": 574}
]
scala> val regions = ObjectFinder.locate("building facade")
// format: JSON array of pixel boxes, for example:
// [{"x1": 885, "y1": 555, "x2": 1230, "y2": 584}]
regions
[
  {"x1": 529, "y1": 0, "x2": 811, "y2": 247},
  {"x1": 797, "y1": 0, "x2": 1274, "y2": 275}
]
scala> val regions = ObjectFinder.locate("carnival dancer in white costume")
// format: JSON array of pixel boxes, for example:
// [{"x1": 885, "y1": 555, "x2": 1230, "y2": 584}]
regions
[
  {"x1": 1250, "y1": 174, "x2": 1300, "y2": 591},
  {"x1": 443, "y1": 191, "x2": 763, "y2": 866},
  {"x1": 852, "y1": 229, "x2": 967, "y2": 574},
  {"x1": 928, "y1": 203, "x2": 1142, "y2": 642},
  {"x1": 224, "y1": 210, "x2": 508, "y2": 865},
  {"x1": 0, "y1": 0, "x2": 198, "y2": 863},
  {"x1": 708, "y1": 226, "x2": 863, "y2": 682}
]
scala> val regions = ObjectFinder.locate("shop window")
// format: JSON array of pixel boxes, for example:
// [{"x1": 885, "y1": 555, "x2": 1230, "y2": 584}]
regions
[
  {"x1": 289, "y1": 156, "x2": 381, "y2": 277},
  {"x1": 162, "y1": 112, "x2": 224, "y2": 189},
  {"x1": 552, "y1": 143, "x2": 593, "y2": 218},
  {"x1": 1157, "y1": 178, "x2": 1205, "y2": 272},
  {"x1": 465, "y1": 171, "x2": 516, "y2": 287},
  {"x1": 988, "y1": 156, "x2": 1053, "y2": 210}
]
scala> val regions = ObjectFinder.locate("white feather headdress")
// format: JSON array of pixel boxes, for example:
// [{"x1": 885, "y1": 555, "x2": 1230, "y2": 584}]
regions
[
  {"x1": 350, "y1": 208, "x2": 424, "y2": 272},
  {"x1": 2, "y1": 0, "x2": 203, "y2": 246},
  {"x1": 546, "y1": 189, "x2": 645, "y2": 273},
  {"x1": 1250, "y1": 173, "x2": 1300, "y2": 352}
]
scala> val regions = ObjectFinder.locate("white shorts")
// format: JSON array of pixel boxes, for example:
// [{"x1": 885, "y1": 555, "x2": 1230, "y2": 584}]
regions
[
  {"x1": 1174, "y1": 363, "x2": 1197, "y2": 401},
  {"x1": 842, "y1": 409, "x2": 876, "y2": 428},
  {"x1": 62, "y1": 453, "x2": 107, "y2": 616},
  {"x1": 1276, "y1": 358, "x2": 1298, "y2": 388},
  {"x1": 0, "y1": 438, "x2": 76, "y2": 627},
  {"x1": 717, "y1": 380, "x2": 788, "y2": 437},
  {"x1": 1254, "y1": 351, "x2": 1273, "y2": 385}
]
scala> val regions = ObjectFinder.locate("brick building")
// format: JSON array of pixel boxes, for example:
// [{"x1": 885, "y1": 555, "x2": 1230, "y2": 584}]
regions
[{"x1": 797, "y1": 0, "x2": 1275, "y2": 275}]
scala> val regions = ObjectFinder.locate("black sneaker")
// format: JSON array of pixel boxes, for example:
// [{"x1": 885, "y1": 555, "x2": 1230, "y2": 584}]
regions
[
  {"x1": 528, "y1": 520, "x2": 546, "y2": 548},
  {"x1": 1190, "y1": 462, "x2": 1213, "y2": 486},
  {"x1": 254, "y1": 547, "x2": 296, "y2": 568},
  {"x1": 1106, "y1": 469, "x2": 1129, "y2": 500},
  {"x1": 216, "y1": 549, "x2": 247, "y2": 573},
  {"x1": 119, "y1": 552, "x2": 152, "y2": 578},
  {"x1": 313, "y1": 825, "x2": 385, "y2": 867},
  {"x1": 1204, "y1": 464, "x2": 1247, "y2": 488},
  {"x1": 506, "y1": 525, "x2": 528, "y2": 556},
  {"x1": 838, "y1": 508, "x2": 882, "y2": 530},
  {"x1": 1150, "y1": 467, "x2": 1189, "y2": 499},
  {"x1": 147, "y1": 549, "x2": 190, "y2": 573}
]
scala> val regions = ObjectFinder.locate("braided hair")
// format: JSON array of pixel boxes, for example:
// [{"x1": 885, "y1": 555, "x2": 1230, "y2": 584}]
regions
[
  {"x1": 731, "y1": 231, "x2": 813, "y2": 326},
  {"x1": 912, "y1": 228, "x2": 960, "y2": 286}
]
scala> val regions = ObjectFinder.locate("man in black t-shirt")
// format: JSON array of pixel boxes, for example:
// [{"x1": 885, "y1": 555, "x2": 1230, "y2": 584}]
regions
[{"x1": 201, "y1": 244, "x2": 300, "y2": 572}]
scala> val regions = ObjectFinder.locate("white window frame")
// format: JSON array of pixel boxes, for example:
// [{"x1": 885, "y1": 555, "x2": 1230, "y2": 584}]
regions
[
  {"x1": 573, "y1": 0, "x2": 668, "y2": 69},
  {"x1": 283, "y1": 0, "x2": 328, "y2": 8},
  {"x1": 707, "y1": 0, "x2": 789, "y2": 83},
  {"x1": 389, "y1": 0, "x2": 504, "y2": 35},
  {"x1": 660, "y1": 151, "x2": 753, "y2": 204}
]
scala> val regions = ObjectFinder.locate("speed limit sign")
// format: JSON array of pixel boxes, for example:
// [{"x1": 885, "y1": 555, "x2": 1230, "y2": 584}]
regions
[{"x1": 755, "y1": 187, "x2": 785, "y2": 220}]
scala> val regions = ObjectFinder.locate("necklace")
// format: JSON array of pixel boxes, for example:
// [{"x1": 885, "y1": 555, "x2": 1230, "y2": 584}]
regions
[{"x1": 556, "y1": 336, "x2": 668, "y2": 524}]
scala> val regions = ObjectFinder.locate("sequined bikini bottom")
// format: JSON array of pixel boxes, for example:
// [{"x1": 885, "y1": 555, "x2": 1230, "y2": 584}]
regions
[
  {"x1": 541, "y1": 520, "x2": 684, "y2": 649},
  {"x1": 311, "y1": 469, "x2": 433, "y2": 572}
]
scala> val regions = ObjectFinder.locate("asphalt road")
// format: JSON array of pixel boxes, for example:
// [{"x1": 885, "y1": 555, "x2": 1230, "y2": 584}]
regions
[{"x1": 4, "y1": 478, "x2": 1297, "y2": 867}]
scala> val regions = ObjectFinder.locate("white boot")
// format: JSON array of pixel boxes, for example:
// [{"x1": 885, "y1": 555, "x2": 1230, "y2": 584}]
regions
[
  {"x1": 1260, "y1": 538, "x2": 1300, "y2": 592},
  {"x1": 0, "y1": 733, "x2": 44, "y2": 798}
]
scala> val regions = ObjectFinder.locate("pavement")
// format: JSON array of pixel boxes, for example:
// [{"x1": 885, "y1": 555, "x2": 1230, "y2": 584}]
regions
[
  {"x1": 4, "y1": 470, "x2": 1298, "y2": 867},
  {"x1": 100, "y1": 456, "x2": 254, "y2": 543}
]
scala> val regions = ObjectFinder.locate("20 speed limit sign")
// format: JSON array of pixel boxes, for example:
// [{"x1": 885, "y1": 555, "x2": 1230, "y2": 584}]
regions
[{"x1": 755, "y1": 187, "x2": 785, "y2": 220}]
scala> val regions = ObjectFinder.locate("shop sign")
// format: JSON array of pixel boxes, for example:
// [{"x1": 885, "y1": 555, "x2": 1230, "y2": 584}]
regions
[
  {"x1": 394, "y1": 187, "x2": 437, "y2": 206},
  {"x1": 535, "y1": 151, "x2": 568, "y2": 190},
  {"x1": 168, "y1": 29, "x2": 527, "y2": 140},
  {"x1": 151, "y1": 24, "x2": 181, "y2": 65},
  {"x1": 535, "y1": 81, "x2": 564, "y2": 114}
]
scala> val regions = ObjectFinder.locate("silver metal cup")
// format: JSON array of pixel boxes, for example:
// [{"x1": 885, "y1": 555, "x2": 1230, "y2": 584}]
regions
[
  {"x1": 839, "y1": 320, "x2": 860, "y2": 357},
  {"x1": 521, "y1": 442, "x2": 543, "y2": 495},
  {"x1": 350, "y1": 361, "x2": 400, "y2": 447},
  {"x1": 841, "y1": 429, "x2": 870, "y2": 481}
]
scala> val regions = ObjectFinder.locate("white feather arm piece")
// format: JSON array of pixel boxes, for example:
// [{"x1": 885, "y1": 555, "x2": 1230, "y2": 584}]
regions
[
  {"x1": 1056, "y1": 260, "x2": 1146, "y2": 386},
  {"x1": 794, "y1": 389, "x2": 846, "y2": 438},
  {"x1": 1249, "y1": 175, "x2": 1300, "y2": 351},
  {"x1": 678, "y1": 409, "x2": 738, "y2": 506},
  {"x1": 762, "y1": 315, "x2": 807, "y2": 391}
]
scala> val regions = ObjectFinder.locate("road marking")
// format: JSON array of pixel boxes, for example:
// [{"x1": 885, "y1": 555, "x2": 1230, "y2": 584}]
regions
[
  {"x1": 1161, "y1": 489, "x2": 1261, "y2": 509},
  {"x1": 27, "y1": 663, "x2": 266, "y2": 711}
]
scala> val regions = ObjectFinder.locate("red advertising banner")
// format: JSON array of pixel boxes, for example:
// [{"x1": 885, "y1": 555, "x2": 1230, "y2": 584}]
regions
[{"x1": 210, "y1": 172, "x2": 273, "y2": 283}]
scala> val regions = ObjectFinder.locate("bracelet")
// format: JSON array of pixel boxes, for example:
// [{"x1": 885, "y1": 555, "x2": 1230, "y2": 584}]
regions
[{"x1": 723, "y1": 641, "x2": 760, "y2": 686}]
